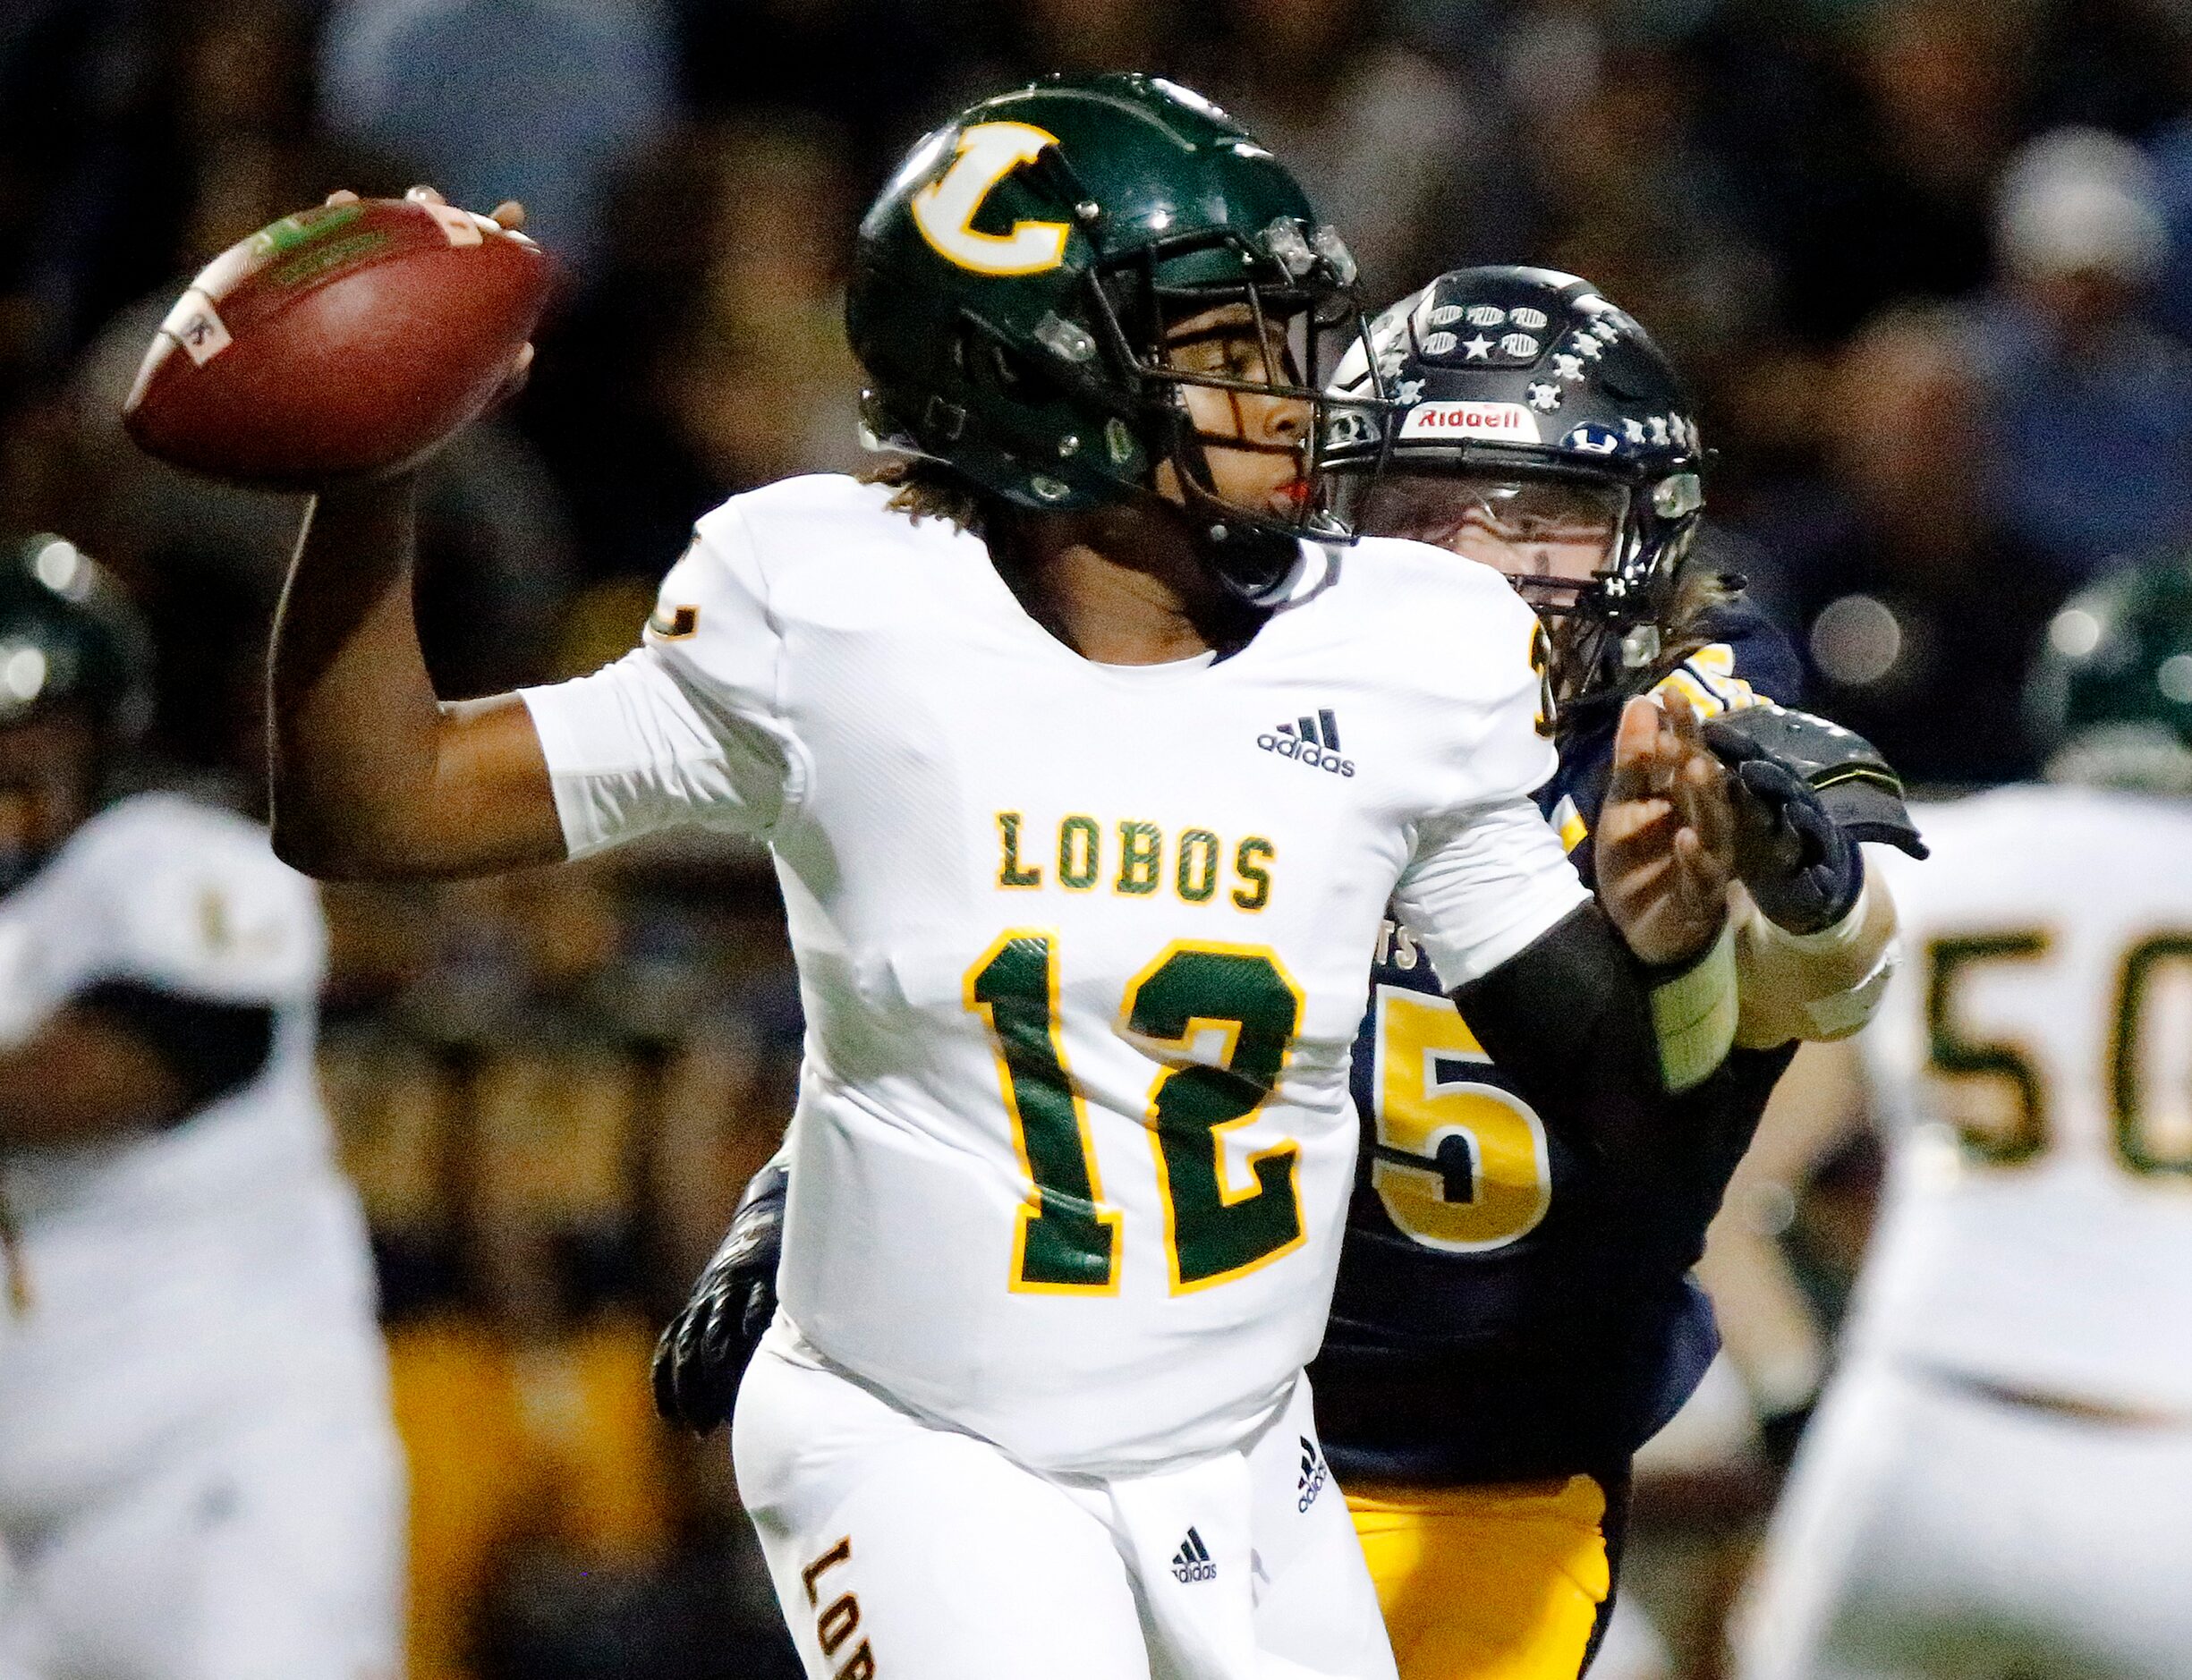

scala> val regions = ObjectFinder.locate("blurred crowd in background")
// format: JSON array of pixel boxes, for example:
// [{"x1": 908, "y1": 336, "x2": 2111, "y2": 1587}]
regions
[{"x1": 8, "y1": 0, "x2": 2192, "y2": 1676}]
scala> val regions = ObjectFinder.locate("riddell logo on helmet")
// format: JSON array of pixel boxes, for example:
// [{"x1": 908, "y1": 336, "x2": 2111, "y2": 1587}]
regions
[{"x1": 1398, "y1": 402, "x2": 1542, "y2": 443}]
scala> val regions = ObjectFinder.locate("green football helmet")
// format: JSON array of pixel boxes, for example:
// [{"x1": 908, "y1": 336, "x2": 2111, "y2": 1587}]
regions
[
  {"x1": 0, "y1": 532, "x2": 152, "y2": 739},
  {"x1": 847, "y1": 72, "x2": 1387, "y2": 602},
  {"x1": 2029, "y1": 546, "x2": 2192, "y2": 791}
]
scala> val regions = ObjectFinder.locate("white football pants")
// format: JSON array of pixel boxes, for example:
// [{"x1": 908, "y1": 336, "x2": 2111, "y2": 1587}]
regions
[
  {"x1": 1733, "y1": 1358, "x2": 2192, "y2": 1680},
  {"x1": 0, "y1": 1396, "x2": 404, "y2": 1680},
  {"x1": 733, "y1": 1320, "x2": 1397, "y2": 1680}
]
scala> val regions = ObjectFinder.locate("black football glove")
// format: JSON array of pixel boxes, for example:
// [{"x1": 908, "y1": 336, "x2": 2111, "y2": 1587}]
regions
[
  {"x1": 1724, "y1": 754, "x2": 1862, "y2": 933},
  {"x1": 651, "y1": 1158, "x2": 787, "y2": 1435},
  {"x1": 1703, "y1": 705, "x2": 1928, "y2": 935}
]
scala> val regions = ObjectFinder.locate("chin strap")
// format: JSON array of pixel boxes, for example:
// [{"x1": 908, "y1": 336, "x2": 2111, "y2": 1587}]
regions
[
  {"x1": 1199, "y1": 522, "x2": 1305, "y2": 606},
  {"x1": 1117, "y1": 465, "x2": 1316, "y2": 608}
]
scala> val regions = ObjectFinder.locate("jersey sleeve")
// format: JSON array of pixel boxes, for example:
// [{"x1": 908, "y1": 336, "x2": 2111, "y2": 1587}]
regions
[
  {"x1": 519, "y1": 503, "x2": 808, "y2": 858},
  {"x1": 1393, "y1": 798, "x2": 1590, "y2": 985},
  {"x1": 1390, "y1": 576, "x2": 1590, "y2": 985},
  {"x1": 28, "y1": 802, "x2": 326, "y2": 1015}
]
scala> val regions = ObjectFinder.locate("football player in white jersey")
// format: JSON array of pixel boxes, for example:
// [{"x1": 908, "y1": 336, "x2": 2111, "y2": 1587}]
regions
[
  {"x1": 0, "y1": 537, "x2": 402, "y2": 1680},
  {"x1": 1733, "y1": 547, "x2": 2192, "y2": 1680},
  {"x1": 262, "y1": 76, "x2": 1748, "y2": 1680}
]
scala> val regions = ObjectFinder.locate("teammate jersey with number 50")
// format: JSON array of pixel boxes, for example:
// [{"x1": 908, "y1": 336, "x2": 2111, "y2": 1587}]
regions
[
  {"x1": 1850, "y1": 785, "x2": 2192, "y2": 1412},
  {"x1": 520, "y1": 474, "x2": 1588, "y2": 1473}
]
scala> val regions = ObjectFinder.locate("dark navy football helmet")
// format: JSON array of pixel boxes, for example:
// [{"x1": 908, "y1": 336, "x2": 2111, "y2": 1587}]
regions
[{"x1": 1327, "y1": 267, "x2": 1706, "y2": 696}]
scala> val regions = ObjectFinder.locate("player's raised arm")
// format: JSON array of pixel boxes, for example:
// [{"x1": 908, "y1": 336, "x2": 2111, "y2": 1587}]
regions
[
  {"x1": 1440, "y1": 692, "x2": 1742, "y2": 1163},
  {"x1": 107, "y1": 182, "x2": 570, "y2": 878},
  {"x1": 268, "y1": 472, "x2": 563, "y2": 879},
  {"x1": 1703, "y1": 704, "x2": 1924, "y2": 1048},
  {"x1": 232, "y1": 191, "x2": 558, "y2": 879},
  {"x1": 110, "y1": 182, "x2": 568, "y2": 879}
]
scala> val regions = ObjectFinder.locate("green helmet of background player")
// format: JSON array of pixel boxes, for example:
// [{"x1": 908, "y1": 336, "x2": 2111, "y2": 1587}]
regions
[
  {"x1": 0, "y1": 533, "x2": 151, "y2": 741},
  {"x1": 0, "y1": 532, "x2": 151, "y2": 890},
  {"x1": 847, "y1": 72, "x2": 1386, "y2": 602},
  {"x1": 2028, "y1": 546, "x2": 2192, "y2": 791}
]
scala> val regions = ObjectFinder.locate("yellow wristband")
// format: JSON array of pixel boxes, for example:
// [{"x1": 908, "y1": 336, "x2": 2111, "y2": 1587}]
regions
[{"x1": 1651, "y1": 921, "x2": 1738, "y2": 1092}]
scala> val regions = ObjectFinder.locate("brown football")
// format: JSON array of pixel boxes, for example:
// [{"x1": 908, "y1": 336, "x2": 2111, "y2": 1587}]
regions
[{"x1": 122, "y1": 196, "x2": 550, "y2": 490}]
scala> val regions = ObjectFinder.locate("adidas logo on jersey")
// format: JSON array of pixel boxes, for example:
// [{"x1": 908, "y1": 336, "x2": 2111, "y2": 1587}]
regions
[
  {"x1": 1170, "y1": 1527, "x2": 1218, "y2": 1583},
  {"x1": 1258, "y1": 708, "x2": 1355, "y2": 777},
  {"x1": 1297, "y1": 1437, "x2": 1328, "y2": 1512}
]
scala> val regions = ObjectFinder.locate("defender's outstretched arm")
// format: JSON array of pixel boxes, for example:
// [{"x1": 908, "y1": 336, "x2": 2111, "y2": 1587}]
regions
[
  {"x1": 1454, "y1": 899, "x2": 1726, "y2": 1170},
  {"x1": 1454, "y1": 693, "x2": 1742, "y2": 1159}
]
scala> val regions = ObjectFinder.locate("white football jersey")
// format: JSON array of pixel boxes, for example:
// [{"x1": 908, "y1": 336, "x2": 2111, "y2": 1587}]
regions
[
  {"x1": 1850, "y1": 785, "x2": 2192, "y2": 1410},
  {"x1": 0, "y1": 793, "x2": 379, "y2": 1515},
  {"x1": 522, "y1": 474, "x2": 1587, "y2": 1472}
]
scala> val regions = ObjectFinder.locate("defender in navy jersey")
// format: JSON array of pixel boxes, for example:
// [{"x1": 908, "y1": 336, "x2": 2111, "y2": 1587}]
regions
[{"x1": 1315, "y1": 268, "x2": 1911, "y2": 1678}]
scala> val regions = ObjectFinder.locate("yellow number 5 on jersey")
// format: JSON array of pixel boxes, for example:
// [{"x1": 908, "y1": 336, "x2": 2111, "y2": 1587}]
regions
[
  {"x1": 1371, "y1": 985, "x2": 1551, "y2": 1252},
  {"x1": 912, "y1": 122, "x2": 1071, "y2": 276}
]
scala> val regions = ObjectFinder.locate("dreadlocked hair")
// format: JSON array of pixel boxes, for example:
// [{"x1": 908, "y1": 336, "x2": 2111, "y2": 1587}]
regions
[{"x1": 860, "y1": 456, "x2": 991, "y2": 535}]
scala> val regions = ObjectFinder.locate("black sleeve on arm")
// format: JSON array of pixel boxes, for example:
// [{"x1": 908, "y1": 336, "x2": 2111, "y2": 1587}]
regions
[
  {"x1": 1449, "y1": 901, "x2": 1695, "y2": 1169},
  {"x1": 72, "y1": 980, "x2": 278, "y2": 1124}
]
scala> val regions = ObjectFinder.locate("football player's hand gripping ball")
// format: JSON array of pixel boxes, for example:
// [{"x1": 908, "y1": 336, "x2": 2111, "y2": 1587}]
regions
[
  {"x1": 651, "y1": 1159, "x2": 788, "y2": 1434},
  {"x1": 123, "y1": 187, "x2": 541, "y2": 491}
]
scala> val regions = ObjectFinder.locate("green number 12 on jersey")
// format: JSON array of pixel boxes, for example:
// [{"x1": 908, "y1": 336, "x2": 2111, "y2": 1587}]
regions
[{"x1": 966, "y1": 930, "x2": 1305, "y2": 1296}]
